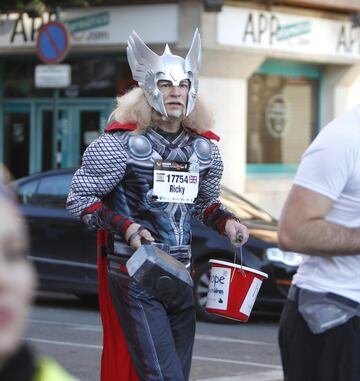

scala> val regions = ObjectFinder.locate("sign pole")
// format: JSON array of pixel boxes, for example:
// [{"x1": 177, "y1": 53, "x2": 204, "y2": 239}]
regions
[
  {"x1": 53, "y1": 6, "x2": 60, "y2": 168},
  {"x1": 36, "y1": 8, "x2": 70, "y2": 169},
  {"x1": 53, "y1": 87, "x2": 60, "y2": 168}
]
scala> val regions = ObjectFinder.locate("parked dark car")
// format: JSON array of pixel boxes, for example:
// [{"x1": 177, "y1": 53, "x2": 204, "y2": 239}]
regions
[{"x1": 13, "y1": 168, "x2": 302, "y2": 322}]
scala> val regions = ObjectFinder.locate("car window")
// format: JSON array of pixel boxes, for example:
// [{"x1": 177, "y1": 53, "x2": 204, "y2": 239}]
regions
[
  {"x1": 35, "y1": 174, "x2": 73, "y2": 209},
  {"x1": 17, "y1": 180, "x2": 39, "y2": 205},
  {"x1": 220, "y1": 187, "x2": 275, "y2": 223}
]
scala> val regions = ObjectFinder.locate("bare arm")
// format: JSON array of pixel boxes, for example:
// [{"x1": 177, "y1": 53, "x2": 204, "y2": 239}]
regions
[{"x1": 278, "y1": 185, "x2": 360, "y2": 256}]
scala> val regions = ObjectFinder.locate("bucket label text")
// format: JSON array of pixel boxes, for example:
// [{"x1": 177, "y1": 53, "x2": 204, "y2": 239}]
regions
[{"x1": 206, "y1": 267, "x2": 231, "y2": 310}]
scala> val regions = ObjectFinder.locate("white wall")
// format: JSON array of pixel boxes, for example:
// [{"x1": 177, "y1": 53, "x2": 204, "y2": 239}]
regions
[
  {"x1": 199, "y1": 77, "x2": 247, "y2": 193},
  {"x1": 347, "y1": 67, "x2": 360, "y2": 110},
  {"x1": 198, "y1": 47, "x2": 264, "y2": 194},
  {"x1": 324, "y1": 64, "x2": 360, "y2": 125}
]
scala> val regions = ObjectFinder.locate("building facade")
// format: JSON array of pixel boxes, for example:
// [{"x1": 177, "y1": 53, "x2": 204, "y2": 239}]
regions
[{"x1": 1, "y1": 0, "x2": 359, "y2": 216}]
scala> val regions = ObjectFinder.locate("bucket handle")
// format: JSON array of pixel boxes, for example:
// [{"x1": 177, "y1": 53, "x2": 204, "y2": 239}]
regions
[{"x1": 230, "y1": 237, "x2": 246, "y2": 282}]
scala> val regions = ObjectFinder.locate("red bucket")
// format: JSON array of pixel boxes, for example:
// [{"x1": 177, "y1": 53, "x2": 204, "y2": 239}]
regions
[{"x1": 205, "y1": 259, "x2": 268, "y2": 322}]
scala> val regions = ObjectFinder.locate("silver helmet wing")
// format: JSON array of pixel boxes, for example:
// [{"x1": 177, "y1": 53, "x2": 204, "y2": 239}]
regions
[{"x1": 126, "y1": 29, "x2": 202, "y2": 117}]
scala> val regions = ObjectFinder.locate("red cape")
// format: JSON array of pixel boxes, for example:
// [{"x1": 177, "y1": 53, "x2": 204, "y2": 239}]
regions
[
  {"x1": 105, "y1": 121, "x2": 220, "y2": 141},
  {"x1": 97, "y1": 230, "x2": 140, "y2": 381}
]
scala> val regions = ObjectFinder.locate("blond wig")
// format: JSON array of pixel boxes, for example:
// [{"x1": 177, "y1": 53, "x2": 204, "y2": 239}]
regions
[{"x1": 109, "y1": 87, "x2": 215, "y2": 134}]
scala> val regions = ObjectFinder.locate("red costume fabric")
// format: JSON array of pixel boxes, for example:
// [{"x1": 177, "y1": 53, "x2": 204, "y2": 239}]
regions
[
  {"x1": 97, "y1": 230, "x2": 140, "y2": 381},
  {"x1": 104, "y1": 121, "x2": 220, "y2": 141}
]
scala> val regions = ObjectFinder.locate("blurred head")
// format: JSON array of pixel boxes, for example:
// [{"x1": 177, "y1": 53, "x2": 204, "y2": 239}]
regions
[
  {"x1": 0, "y1": 191, "x2": 36, "y2": 361},
  {"x1": 126, "y1": 29, "x2": 202, "y2": 118}
]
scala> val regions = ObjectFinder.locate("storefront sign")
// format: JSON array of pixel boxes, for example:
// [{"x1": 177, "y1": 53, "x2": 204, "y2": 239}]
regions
[
  {"x1": 0, "y1": 4, "x2": 177, "y2": 48},
  {"x1": 65, "y1": 11, "x2": 109, "y2": 34},
  {"x1": 218, "y1": 6, "x2": 360, "y2": 62},
  {"x1": 35, "y1": 64, "x2": 71, "y2": 88}
]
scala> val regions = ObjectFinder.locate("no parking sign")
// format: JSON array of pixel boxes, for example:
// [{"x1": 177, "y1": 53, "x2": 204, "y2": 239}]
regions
[{"x1": 36, "y1": 21, "x2": 69, "y2": 64}]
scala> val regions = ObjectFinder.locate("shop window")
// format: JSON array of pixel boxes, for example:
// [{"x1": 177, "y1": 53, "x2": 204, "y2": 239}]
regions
[
  {"x1": 3, "y1": 57, "x2": 134, "y2": 99},
  {"x1": 247, "y1": 73, "x2": 318, "y2": 169},
  {"x1": 4, "y1": 60, "x2": 52, "y2": 98},
  {"x1": 63, "y1": 58, "x2": 133, "y2": 98},
  {"x1": 64, "y1": 58, "x2": 135, "y2": 97}
]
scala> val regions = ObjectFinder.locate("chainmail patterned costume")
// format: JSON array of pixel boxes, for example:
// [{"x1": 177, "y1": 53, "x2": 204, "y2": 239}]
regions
[{"x1": 67, "y1": 124, "x2": 233, "y2": 252}]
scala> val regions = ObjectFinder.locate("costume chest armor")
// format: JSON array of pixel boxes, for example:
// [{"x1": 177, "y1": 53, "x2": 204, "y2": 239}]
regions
[{"x1": 109, "y1": 127, "x2": 213, "y2": 246}]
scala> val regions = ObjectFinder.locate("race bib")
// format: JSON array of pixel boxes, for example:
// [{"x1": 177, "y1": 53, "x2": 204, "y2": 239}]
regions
[{"x1": 153, "y1": 160, "x2": 199, "y2": 203}]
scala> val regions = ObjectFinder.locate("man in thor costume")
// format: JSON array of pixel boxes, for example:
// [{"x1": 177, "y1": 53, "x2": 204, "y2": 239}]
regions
[{"x1": 67, "y1": 29, "x2": 249, "y2": 381}]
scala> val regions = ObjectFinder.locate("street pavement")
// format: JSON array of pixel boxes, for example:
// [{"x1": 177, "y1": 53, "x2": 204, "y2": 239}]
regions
[{"x1": 25, "y1": 293, "x2": 284, "y2": 380}]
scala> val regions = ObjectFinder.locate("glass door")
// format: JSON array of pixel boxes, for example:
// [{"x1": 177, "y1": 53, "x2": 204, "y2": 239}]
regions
[
  {"x1": 68, "y1": 107, "x2": 109, "y2": 167},
  {"x1": 35, "y1": 105, "x2": 109, "y2": 172},
  {"x1": 36, "y1": 107, "x2": 70, "y2": 172},
  {"x1": 80, "y1": 110, "x2": 103, "y2": 156},
  {"x1": 3, "y1": 107, "x2": 30, "y2": 179}
]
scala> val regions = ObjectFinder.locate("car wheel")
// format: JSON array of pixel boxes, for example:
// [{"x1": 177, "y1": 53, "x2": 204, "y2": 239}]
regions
[{"x1": 193, "y1": 260, "x2": 237, "y2": 324}]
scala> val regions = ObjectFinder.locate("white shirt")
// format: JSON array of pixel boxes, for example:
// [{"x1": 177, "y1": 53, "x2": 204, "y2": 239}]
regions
[{"x1": 292, "y1": 105, "x2": 360, "y2": 303}]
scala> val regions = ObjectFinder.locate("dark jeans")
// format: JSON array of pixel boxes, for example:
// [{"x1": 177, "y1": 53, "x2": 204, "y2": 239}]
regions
[
  {"x1": 108, "y1": 262, "x2": 196, "y2": 381},
  {"x1": 278, "y1": 299, "x2": 360, "y2": 381}
]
